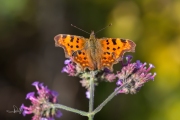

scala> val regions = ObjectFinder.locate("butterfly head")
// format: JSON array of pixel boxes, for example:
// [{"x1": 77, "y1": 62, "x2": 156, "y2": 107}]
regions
[{"x1": 90, "y1": 31, "x2": 95, "y2": 39}]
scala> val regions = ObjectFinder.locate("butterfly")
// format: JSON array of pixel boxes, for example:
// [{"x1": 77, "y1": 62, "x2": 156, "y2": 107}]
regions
[{"x1": 54, "y1": 31, "x2": 136, "y2": 71}]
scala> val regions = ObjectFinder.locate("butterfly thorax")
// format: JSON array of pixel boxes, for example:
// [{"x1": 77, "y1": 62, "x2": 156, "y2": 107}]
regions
[
  {"x1": 88, "y1": 31, "x2": 98, "y2": 56},
  {"x1": 88, "y1": 31, "x2": 96, "y2": 47},
  {"x1": 86, "y1": 31, "x2": 101, "y2": 69}
]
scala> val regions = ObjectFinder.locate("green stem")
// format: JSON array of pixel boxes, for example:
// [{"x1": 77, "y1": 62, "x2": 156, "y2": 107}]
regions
[
  {"x1": 53, "y1": 103, "x2": 88, "y2": 116},
  {"x1": 88, "y1": 71, "x2": 95, "y2": 120},
  {"x1": 93, "y1": 83, "x2": 128, "y2": 114}
]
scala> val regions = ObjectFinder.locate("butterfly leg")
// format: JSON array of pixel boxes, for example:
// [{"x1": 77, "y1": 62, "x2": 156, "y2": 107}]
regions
[
  {"x1": 111, "y1": 52, "x2": 116, "y2": 60},
  {"x1": 72, "y1": 50, "x2": 79, "y2": 56}
]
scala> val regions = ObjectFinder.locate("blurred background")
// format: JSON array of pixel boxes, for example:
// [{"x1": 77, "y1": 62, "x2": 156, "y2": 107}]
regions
[{"x1": 0, "y1": 0, "x2": 180, "y2": 120}]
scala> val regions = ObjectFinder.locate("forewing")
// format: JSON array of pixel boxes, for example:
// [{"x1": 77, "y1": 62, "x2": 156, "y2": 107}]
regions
[
  {"x1": 54, "y1": 34, "x2": 95, "y2": 70},
  {"x1": 99, "y1": 38, "x2": 136, "y2": 70},
  {"x1": 54, "y1": 34, "x2": 86, "y2": 57}
]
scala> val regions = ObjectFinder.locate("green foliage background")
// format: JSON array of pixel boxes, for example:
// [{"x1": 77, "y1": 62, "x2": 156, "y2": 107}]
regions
[{"x1": 0, "y1": 0, "x2": 180, "y2": 120}]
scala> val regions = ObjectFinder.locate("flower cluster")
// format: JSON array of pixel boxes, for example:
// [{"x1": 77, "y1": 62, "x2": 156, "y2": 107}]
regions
[
  {"x1": 61, "y1": 59, "x2": 81, "y2": 76},
  {"x1": 62, "y1": 55, "x2": 156, "y2": 96},
  {"x1": 62, "y1": 59, "x2": 99, "y2": 91},
  {"x1": 61, "y1": 59, "x2": 116, "y2": 98},
  {"x1": 21, "y1": 82, "x2": 62, "y2": 120},
  {"x1": 115, "y1": 56, "x2": 156, "y2": 94}
]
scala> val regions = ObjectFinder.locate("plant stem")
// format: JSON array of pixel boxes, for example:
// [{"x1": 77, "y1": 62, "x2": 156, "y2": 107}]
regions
[
  {"x1": 93, "y1": 83, "x2": 128, "y2": 114},
  {"x1": 88, "y1": 71, "x2": 95, "y2": 120},
  {"x1": 53, "y1": 103, "x2": 88, "y2": 116}
]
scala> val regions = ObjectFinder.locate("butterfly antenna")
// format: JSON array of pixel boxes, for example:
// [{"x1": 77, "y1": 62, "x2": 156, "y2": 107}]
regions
[
  {"x1": 71, "y1": 24, "x2": 90, "y2": 34},
  {"x1": 95, "y1": 23, "x2": 112, "y2": 34}
]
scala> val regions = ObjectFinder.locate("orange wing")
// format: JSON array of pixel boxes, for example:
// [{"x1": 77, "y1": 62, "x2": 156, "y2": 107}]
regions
[
  {"x1": 99, "y1": 38, "x2": 136, "y2": 70},
  {"x1": 54, "y1": 34, "x2": 94, "y2": 70},
  {"x1": 54, "y1": 34, "x2": 86, "y2": 57},
  {"x1": 73, "y1": 49, "x2": 94, "y2": 71}
]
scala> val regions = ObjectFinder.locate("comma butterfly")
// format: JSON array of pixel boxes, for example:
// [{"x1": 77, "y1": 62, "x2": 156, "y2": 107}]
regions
[{"x1": 54, "y1": 26, "x2": 136, "y2": 71}]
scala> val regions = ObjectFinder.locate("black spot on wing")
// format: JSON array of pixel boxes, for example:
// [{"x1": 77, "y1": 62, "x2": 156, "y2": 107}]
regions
[
  {"x1": 112, "y1": 39, "x2": 117, "y2": 45},
  {"x1": 121, "y1": 39, "x2": 126, "y2": 43},
  {"x1": 78, "y1": 51, "x2": 81, "y2": 54},
  {"x1": 107, "y1": 52, "x2": 110, "y2": 55},
  {"x1": 70, "y1": 36, "x2": 74, "y2": 42},
  {"x1": 104, "y1": 52, "x2": 110, "y2": 55}
]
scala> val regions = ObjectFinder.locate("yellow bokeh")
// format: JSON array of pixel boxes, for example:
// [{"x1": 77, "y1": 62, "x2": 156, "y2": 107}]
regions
[{"x1": 107, "y1": 1, "x2": 142, "y2": 40}]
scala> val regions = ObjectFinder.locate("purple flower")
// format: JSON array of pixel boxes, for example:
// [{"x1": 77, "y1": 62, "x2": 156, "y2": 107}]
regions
[
  {"x1": 61, "y1": 59, "x2": 81, "y2": 76},
  {"x1": 21, "y1": 81, "x2": 62, "y2": 120},
  {"x1": 121, "y1": 55, "x2": 133, "y2": 66},
  {"x1": 116, "y1": 79, "x2": 123, "y2": 86},
  {"x1": 86, "y1": 91, "x2": 90, "y2": 99},
  {"x1": 64, "y1": 59, "x2": 71, "y2": 64},
  {"x1": 62, "y1": 59, "x2": 100, "y2": 93},
  {"x1": 104, "y1": 73, "x2": 116, "y2": 82},
  {"x1": 62, "y1": 56, "x2": 156, "y2": 97},
  {"x1": 26, "y1": 92, "x2": 35, "y2": 99},
  {"x1": 125, "y1": 55, "x2": 133, "y2": 64},
  {"x1": 116, "y1": 56, "x2": 156, "y2": 94}
]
